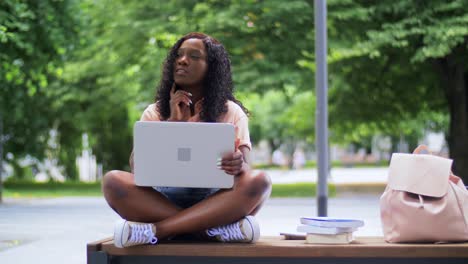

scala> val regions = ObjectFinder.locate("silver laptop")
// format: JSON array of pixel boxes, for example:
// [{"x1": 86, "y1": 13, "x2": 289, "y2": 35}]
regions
[{"x1": 133, "y1": 121, "x2": 235, "y2": 188}]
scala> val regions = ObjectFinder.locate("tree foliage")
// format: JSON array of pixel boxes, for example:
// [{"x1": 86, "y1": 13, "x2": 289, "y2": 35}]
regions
[
  {"x1": 326, "y1": 0, "x2": 468, "y2": 179},
  {"x1": 1, "y1": 0, "x2": 80, "y2": 177},
  {"x1": 2, "y1": 0, "x2": 467, "y2": 182}
]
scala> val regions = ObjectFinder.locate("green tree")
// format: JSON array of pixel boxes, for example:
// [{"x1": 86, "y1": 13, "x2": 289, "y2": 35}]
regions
[
  {"x1": 64, "y1": 0, "x2": 317, "y2": 172},
  {"x1": 191, "y1": 0, "x2": 315, "y2": 94},
  {"x1": 241, "y1": 90, "x2": 289, "y2": 151},
  {"x1": 61, "y1": 0, "x2": 198, "y2": 172},
  {"x1": 279, "y1": 89, "x2": 315, "y2": 145},
  {"x1": 326, "y1": 0, "x2": 467, "y2": 180},
  {"x1": 10, "y1": 0, "x2": 463, "y2": 185},
  {"x1": 0, "y1": 0, "x2": 80, "y2": 190}
]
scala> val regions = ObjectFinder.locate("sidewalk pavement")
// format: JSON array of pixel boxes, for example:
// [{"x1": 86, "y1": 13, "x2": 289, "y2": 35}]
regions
[
  {"x1": 267, "y1": 167, "x2": 388, "y2": 184},
  {"x1": 268, "y1": 167, "x2": 389, "y2": 195}
]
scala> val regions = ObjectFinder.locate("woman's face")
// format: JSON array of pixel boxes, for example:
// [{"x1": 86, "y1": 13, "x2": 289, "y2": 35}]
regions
[{"x1": 173, "y1": 38, "x2": 208, "y2": 88}]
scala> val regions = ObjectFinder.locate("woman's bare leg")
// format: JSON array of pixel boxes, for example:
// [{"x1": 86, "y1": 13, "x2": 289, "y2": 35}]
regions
[
  {"x1": 154, "y1": 170, "x2": 271, "y2": 239},
  {"x1": 102, "y1": 170, "x2": 182, "y2": 222},
  {"x1": 102, "y1": 169, "x2": 271, "y2": 240}
]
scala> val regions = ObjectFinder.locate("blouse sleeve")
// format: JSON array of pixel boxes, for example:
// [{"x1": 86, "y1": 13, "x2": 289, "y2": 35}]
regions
[
  {"x1": 140, "y1": 104, "x2": 161, "y2": 121},
  {"x1": 235, "y1": 114, "x2": 252, "y2": 151}
]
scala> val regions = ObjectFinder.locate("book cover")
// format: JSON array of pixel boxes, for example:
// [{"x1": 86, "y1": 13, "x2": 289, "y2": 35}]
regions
[
  {"x1": 305, "y1": 232, "x2": 354, "y2": 244},
  {"x1": 300, "y1": 217, "x2": 364, "y2": 228},
  {"x1": 297, "y1": 224, "x2": 357, "y2": 235}
]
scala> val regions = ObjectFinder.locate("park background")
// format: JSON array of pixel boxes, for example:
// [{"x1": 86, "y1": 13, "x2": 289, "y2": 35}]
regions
[
  {"x1": 1, "y1": 0, "x2": 468, "y2": 198},
  {"x1": 1, "y1": 1, "x2": 468, "y2": 263}
]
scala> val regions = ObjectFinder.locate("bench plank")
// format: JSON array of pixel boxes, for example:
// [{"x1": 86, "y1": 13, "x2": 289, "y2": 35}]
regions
[
  {"x1": 87, "y1": 237, "x2": 113, "y2": 252},
  {"x1": 92, "y1": 236, "x2": 468, "y2": 258}
]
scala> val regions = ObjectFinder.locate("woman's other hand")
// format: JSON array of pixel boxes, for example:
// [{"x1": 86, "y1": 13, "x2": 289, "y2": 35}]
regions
[
  {"x1": 218, "y1": 149, "x2": 248, "y2": 176},
  {"x1": 168, "y1": 83, "x2": 191, "y2": 121}
]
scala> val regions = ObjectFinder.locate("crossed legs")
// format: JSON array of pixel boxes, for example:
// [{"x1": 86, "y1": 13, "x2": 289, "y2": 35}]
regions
[{"x1": 102, "y1": 169, "x2": 271, "y2": 240}]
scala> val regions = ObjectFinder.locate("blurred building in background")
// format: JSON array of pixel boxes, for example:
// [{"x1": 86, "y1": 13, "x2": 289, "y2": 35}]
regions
[
  {"x1": 251, "y1": 131, "x2": 447, "y2": 168},
  {"x1": 76, "y1": 134, "x2": 102, "y2": 182}
]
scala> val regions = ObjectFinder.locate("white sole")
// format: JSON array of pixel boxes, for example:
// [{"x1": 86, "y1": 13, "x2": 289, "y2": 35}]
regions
[
  {"x1": 114, "y1": 219, "x2": 127, "y2": 248},
  {"x1": 245, "y1": 215, "x2": 260, "y2": 243}
]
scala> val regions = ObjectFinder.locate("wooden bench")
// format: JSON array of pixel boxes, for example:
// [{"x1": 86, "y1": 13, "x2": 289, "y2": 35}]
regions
[{"x1": 87, "y1": 236, "x2": 468, "y2": 264}]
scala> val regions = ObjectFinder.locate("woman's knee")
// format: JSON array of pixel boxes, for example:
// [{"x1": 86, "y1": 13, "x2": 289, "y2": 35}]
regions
[
  {"x1": 236, "y1": 170, "x2": 271, "y2": 199},
  {"x1": 102, "y1": 170, "x2": 131, "y2": 201}
]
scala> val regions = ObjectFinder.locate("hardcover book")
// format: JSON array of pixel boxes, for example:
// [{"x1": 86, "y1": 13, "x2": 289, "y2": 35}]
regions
[
  {"x1": 305, "y1": 232, "x2": 354, "y2": 244},
  {"x1": 300, "y1": 217, "x2": 364, "y2": 228},
  {"x1": 297, "y1": 224, "x2": 357, "y2": 235}
]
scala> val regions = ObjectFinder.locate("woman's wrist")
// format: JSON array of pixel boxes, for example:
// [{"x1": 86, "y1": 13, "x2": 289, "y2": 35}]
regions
[{"x1": 236, "y1": 161, "x2": 251, "y2": 176}]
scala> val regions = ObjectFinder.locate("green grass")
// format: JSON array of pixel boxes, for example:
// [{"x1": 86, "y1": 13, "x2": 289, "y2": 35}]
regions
[
  {"x1": 3, "y1": 188, "x2": 102, "y2": 198},
  {"x1": 271, "y1": 183, "x2": 336, "y2": 197},
  {"x1": 3, "y1": 181, "x2": 102, "y2": 198},
  {"x1": 2, "y1": 181, "x2": 333, "y2": 198}
]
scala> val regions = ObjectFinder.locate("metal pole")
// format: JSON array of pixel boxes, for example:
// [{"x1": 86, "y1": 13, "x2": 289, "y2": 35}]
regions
[
  {"x1": 314, "y1": 0, "x2": 328, "y2": 216},
  {"x1": 0, "y1": 111, "x2": 3, "y2": 203}
]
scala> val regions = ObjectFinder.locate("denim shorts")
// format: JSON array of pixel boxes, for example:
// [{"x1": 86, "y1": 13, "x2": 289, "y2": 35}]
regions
[{"x1": 153, "y1": 187, "x2": 219, "y2": 208}]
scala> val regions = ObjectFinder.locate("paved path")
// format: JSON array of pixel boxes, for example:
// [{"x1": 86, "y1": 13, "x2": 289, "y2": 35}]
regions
[
  {"x1": 0, "y1": 195, "x2": 382, "y2": 264},
  {"x1": 267, "y1": 167, "x2": 388, "y2": 184}
]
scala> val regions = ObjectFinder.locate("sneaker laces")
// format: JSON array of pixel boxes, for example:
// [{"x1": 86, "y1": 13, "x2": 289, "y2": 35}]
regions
[
  {"x1": 128, "y1": 223, "x2": 158, "y2": 245},
  {"x1": 207, "y1": 222, "x2": 244, "y2": 241}
]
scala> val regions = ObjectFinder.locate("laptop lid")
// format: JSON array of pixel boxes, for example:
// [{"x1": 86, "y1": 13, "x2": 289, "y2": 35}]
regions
[{"x1": 133, "y1": 121, "x2": 235, "y2": 188}]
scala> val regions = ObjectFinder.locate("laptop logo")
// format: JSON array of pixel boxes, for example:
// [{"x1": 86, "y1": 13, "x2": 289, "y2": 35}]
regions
[{"x1": 177, "y1": 148, "x2": 191, "y2": 162}]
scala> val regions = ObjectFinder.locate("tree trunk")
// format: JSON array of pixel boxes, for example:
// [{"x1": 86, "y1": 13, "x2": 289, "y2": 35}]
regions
[
  {"x1": 436, "y1": 55, "x2": 468, "y2": 183},
  {"x1": 267, "y1": 138, "x2": 280, "y2": 165}
]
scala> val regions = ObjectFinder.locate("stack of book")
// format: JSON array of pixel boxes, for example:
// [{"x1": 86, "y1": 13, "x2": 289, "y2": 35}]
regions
[{"x1": 297, "y1": 217, "x2": 364, "y2": 244}]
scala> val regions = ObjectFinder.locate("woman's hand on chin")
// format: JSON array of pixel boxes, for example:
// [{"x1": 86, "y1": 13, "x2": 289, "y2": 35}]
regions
[{"x1": 168, "y1": 83, "x2": 192, "y2": 121}]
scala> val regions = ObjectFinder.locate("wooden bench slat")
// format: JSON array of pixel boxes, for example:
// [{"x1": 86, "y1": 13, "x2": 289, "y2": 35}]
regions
[
  {"x1": 92, "y1": 236, "x2": 468, "y2": 258},
  {"x1": 87, "y1": 237, "x2": 113, "y2": 252}
]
